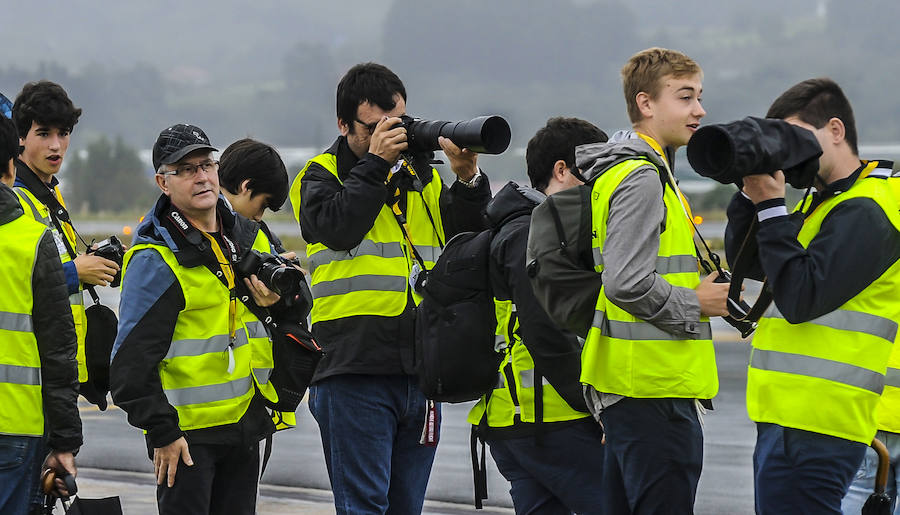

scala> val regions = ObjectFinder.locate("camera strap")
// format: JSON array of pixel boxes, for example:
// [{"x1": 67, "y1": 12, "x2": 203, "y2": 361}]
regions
[
  {"x1": 198, "y1": 230, "x2": 239, "y2": 375},
  {"x1": 656, "y1": 156, "x2": 759, "y2": 337},
  {"x1": 16, "y1": 173, "x2": 102, "y2": 305},
  {"x1": 386, "y1": 157, "x2": 441, "y2": 271}
]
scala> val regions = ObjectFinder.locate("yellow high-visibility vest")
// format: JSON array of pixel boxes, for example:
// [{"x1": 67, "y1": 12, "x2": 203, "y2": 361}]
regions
[
  {"x1": 748, "y1": 174, "x2": 900, "y2": 444},
  {"x1": 290, "y1": 153, "x2": 445, "y2": 325},
  {"x1": 15, "y1": 186, "x2": 87, "y2": 382},
  {"x1": 0, "y1": 209, "x2": 53, "y2": 436},
  {"x1": 468, "y1": 299, "x2": 589, "y2": 427},
  {"x1": 581, "y1": 158, "x2": 717, "y2": 399},
  {"x1": 123, "y1": 230, "x2": 278, "y2": 431}
]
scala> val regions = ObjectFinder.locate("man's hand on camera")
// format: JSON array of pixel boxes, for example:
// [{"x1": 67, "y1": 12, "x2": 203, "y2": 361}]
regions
[
  {"x1": 279, "y1": 251, "x2": 308, "y2": 274},
  {"x1": 74, "y1": 253, "x2": 120, "y2": 286},
  {"x1": 245, "y1": 275, "x2": 280, "y2": 307},
  {"x1": 439, "y1": 136, "x2": 479, "y2": 182},
  {"x1": 369, "y1": 116, "x2": 408, "y2": 165},
  {"x1": 695, "y1": 271, "x2": 730, "y2": 317},
  {"x1": 742, "y1": 171, "x2": 785, "y2": 204}
]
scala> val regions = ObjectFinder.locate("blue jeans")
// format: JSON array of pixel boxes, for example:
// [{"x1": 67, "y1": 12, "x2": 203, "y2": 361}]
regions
[
  {"x1": 487, "y1": 420, "x2": 605, "y2": 515},
  {"x1": 308, "y1": 374, "x2": 439, "y2": 515},
  {"x1": 599, "y1": 397, "x2": 703, "y2": 514},
  {"x1": 754, "y1": 422, "x2": 866, "y2": 515},
  {"x1": 0, "y1": 435, "x2": 42, "y2": 515},
  {"x1": 843, "y1": 430, "x2": 900, "y2": 515}
]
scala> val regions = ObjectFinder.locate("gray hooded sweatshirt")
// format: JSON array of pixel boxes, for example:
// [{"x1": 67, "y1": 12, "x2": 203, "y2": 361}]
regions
[{"x1": 576, "y1": 131, "x2": 704, "y2": 410}]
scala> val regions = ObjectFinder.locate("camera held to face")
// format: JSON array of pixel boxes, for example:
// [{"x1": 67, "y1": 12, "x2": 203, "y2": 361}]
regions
[
  {"x1": 395, "y1": 114, "x2": 511, "y2": 155},
  {"x1": 686, "y1": 116, "x2": 823, "y2": 189},
  {"x1": 236, "y1": 249, "x2": 306, "y2": 299},
  {"x1": 87, "y1": 235, "x2": 125, "y2": 287}
]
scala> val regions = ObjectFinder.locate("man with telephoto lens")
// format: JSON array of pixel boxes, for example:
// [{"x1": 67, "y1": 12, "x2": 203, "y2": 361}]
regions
[
  {"x1": 0, "y1": 110, "x2": 81, "y2": 514},
  {"x1": 724, "y1": 78, "x2": 900, "y2": 514},
  {"x1": 110, "y1": 124, "x2": 286, "y2": 514},
  {"x1": 290, "y1": 62, "x2": 491, "y2": 513},
  {"x1": 577, "y1": 47, "x2": 730, "y2": 515}
]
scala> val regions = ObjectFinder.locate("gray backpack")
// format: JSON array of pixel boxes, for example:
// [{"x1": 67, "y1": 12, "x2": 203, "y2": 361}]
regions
[{"x1": 525, "y1": 184, "x2": 601, "y2": 338}]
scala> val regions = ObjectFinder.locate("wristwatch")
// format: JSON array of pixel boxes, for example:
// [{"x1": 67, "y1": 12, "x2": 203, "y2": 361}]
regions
[{"x1": 458, "y1": 170, "x2": 482, "y2": 188}]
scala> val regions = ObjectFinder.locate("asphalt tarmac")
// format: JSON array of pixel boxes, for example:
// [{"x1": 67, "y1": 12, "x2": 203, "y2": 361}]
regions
[{"x1": 72, "y1": 331, "x2": 758, "y2": 514}]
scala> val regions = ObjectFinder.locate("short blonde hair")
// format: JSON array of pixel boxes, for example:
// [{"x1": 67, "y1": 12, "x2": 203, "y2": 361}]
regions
[{"x1": 622, "y1": 48, "x2": 703, "y2": 123}]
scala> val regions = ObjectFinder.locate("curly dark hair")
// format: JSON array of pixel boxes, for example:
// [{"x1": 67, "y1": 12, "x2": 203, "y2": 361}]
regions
[
  {"x1": 0, "y1": 115, "x2": 18, "y2": 179},
  {"x1": 12, "y1": 81, "x2": 82, "y2": 139},
  {"x1": 336, "y1": 63, "x2": 406, "y2": 133}
]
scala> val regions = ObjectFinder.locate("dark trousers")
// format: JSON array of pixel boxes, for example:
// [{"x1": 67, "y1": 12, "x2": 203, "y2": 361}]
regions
[
  {"x1": 599, "y1": 397, "x2": 703, "y2": 514},
  {"x1": 754, "y1": 422, "x2": 866, "y2": 515},
  {"x1": 488, "y1": 420, "x2": 605, "y2": 515},
  {"x1": 308, "y1": 374, "x2": 438, "y2": 515},
  {"x1": 156, "y1": 441, "x2": 260, "y2": 515}
]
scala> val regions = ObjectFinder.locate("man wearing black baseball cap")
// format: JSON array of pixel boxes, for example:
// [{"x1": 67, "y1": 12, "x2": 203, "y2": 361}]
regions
[{"x1": 111, "y1": 123, "x2": 285, "y2": 514}]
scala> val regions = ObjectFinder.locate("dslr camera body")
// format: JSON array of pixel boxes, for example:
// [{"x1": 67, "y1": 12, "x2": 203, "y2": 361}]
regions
[
  {"x1": 87, "y1": 235, "x2": 125, "y2": 287},
  {"x1": 235, "y1": 249, "x2": 311, "y2": 317}
]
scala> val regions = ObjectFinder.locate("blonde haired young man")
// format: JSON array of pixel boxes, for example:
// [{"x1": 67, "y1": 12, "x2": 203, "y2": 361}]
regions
[{"x1": 576, "y1": 47, "x2": 729, "y2": 514}]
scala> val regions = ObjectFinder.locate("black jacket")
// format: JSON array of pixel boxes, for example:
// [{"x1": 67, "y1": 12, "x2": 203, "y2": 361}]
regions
[
  {"x1": 486, "y1": 183, "x2": 588, "y2": 421},
  {"x1": 725, "y1": 161, "x2": 900, "y2": 323},
  {"x1": 298, "y1": 137, "x2": 491, "y2": 381},
  {"x1": 0, "y1": 184, "x2": 81, "y2": 451},
  {"x1": 110, "y1": 195, "x2": 275, "y2": 450}
]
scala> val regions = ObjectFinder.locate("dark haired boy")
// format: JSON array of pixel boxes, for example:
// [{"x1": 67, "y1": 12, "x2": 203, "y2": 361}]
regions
[
  {"x1": 725, "y1": 77, "x2": 900, "y2": 513},
  {"x1": 467, "y1": 117, "x2": 608, "y2": 513},
  {"x1": 289, "y1": 62, "x2": 491, "y2": 513},
  {"x1": 12, "y1": 81, "x2": 119, "y2": 389},
  {"x1": 0, "y1": 111, "x2": 81, "y2": 513}
]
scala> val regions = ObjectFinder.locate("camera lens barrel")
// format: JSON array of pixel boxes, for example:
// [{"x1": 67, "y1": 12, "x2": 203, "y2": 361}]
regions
[{"x1": 407, "y1": 115, "x2": 511, "y2": 155}]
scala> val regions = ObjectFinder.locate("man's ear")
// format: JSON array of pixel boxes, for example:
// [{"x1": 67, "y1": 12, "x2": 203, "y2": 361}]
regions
[
  {"x1": 636, "y1": 91, "x2": 653, "y2": 119},
  {"x1": 826, "y1": 117, "x2": 846, "y2": 146},
  {"x1": 338, "y1": 118, "x2": 350, "y2": 137},
  {"x1": 239, "y1": 179, "x2": 252, "y2": 196},
  {"x1": 155, "y1": 174, "x2": 169, "y2": 195},
  {"x1": 552, "y1": 160, "x2": 569, "y2": 182}
]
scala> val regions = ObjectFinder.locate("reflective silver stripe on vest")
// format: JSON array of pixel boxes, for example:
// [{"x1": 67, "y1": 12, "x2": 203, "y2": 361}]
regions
[
  {"x1": 165, "y1": 376, "x2": 253, "y2": 407},
  {"x1": 656, "y1": 255, "x2": 698, "y2": 274},
  {"x1": 164, "y1": 329, "x2": 249, "y2": 360},
  {"x1": 312, "y1": 274, "x2": 407, "y2": 298},
  {"x1": 887, "y1": 368, "x2": 900, "y2": 389},
  {"x1": 494, "y1": 372, "x2": 505, "y2": 389},
  {"x1": 0, "y1": 311, "x2": 33, "y2": 333},
  {"x1": 14, "y1": 188, "x2": 51, "y2": 226},
  {"x1": 494, "y1": 334, "x2": 507, "y2": 352},
  {"x1": 245, "y1": 321, "x2": 268, "y2": 339},
  {"x1": 415, "y1": 245, "x2": 443, "y2": 264},
  {"x1": 593, "y1": 248, "x2": 603, "y2": 268},
  {"x1": 751, "y1": 348, "x2": 885, "y2": 395},
  {"x1": 592, "y1": 310, "x2": 712, "y2": 341},
  {"x1": 868, "y1": 168, "x2": 892, "y2": 178},
  {"x1": 0, "y1": 364, "x2": 41, "y2": 385},
  {"x1": 308, "y1": 241, "x2": 405, "y2": 274},
  {"x1": 69, "y1": 292, "x2": 83, "y2": 307},
  {"x1": 254, "y1": 368, "x2": 273, "y2": 385},
  {"x1": 765, "y1": 305, "x2": 898, "y2": 343},
  {"x1": 518, "y1": 369, "x2": 550, "y2": 389}
]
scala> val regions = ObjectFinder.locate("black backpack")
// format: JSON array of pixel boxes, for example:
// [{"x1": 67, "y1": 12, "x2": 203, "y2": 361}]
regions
[
  {"x1": 525, "y1": 184, "x2": 601, "y2": 338},
  {"x1": 415, "y1": 229, "x2": 504, "y2": 403}
]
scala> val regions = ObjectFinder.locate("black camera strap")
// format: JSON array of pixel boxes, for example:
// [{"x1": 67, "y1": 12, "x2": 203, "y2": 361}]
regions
[
  {"x1": 725, "y1": 217, "x2": 773, "y2": 324},
  {"x1": 16, "y1": 172, "x2": 101, "y2": 305},
  {"x1": 386, "y1": 156, "x2": 444, "y2": 272}
]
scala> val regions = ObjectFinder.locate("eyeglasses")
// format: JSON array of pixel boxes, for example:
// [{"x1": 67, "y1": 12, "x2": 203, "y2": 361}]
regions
[
  {"x1": 355, "y1": 118, "x2": 379, "y2": 135},
  {"x1": 158, "y1": 160, "x2": 219, "y2": 178}
]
